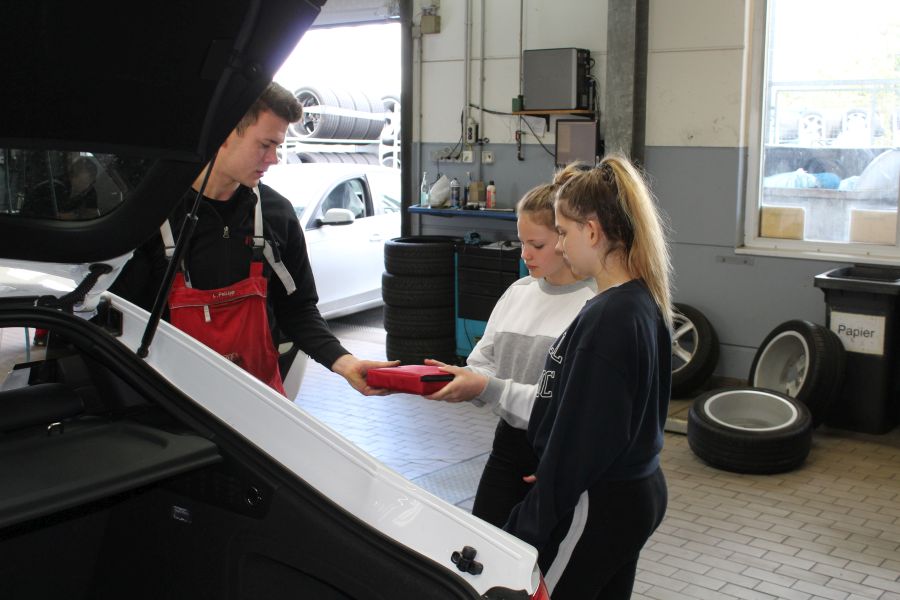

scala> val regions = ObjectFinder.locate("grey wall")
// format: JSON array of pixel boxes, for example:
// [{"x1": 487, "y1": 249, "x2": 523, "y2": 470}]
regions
[
  {"x1": 413, "y1": 142, "x2": 558, "y2": 211},
  {"x1": 413, "y1": 142, "x2": 852, "y2": 380},
  {"x1": 646, "y1": 145, "x2": 850, "y2": 378}
]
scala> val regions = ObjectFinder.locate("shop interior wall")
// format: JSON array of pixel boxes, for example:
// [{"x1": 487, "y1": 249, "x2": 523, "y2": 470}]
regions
[{"x1": 410, "y1": 0, "x2": 848, "y2": 381}]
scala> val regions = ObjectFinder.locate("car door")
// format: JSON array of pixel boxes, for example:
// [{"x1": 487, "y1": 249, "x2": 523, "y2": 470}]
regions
[{"x1": 303, "y1": 176, "x2": 382, "y2": 317}]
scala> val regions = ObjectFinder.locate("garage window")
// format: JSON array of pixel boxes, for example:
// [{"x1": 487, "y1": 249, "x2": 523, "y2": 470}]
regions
[{"x1": 743, "y1": 0, "x2": 900, "y2": 263}]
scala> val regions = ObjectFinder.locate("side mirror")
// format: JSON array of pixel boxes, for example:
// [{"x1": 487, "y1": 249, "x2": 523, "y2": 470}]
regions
[{"x1": 322, "y1": 207, "x2": 355, "y2": 225}]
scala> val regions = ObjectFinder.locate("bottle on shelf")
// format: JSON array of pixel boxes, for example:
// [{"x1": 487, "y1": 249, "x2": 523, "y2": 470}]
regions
[
  {"x1": 463, "y1": 171, "x2": 471, "y2": 207},
  {"x1": 449, "y1": 176, "x2": 461, "y2": 208},
  {"x1": 486, "y1": 180, "x2": 496, "y2": 208},
  {"x1": 420, "y1": 171, "x2": 429, "y2": 207}
]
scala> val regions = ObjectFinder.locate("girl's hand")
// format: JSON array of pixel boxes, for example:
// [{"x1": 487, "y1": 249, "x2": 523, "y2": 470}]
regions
[{"x1": 423, "y1": 359, "x2": 489, "y2": 402}]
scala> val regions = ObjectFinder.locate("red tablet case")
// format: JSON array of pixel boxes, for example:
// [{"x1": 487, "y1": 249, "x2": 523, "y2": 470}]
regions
[{"x1": 366, "y1": 365, "x2": 454, "y2": 394}]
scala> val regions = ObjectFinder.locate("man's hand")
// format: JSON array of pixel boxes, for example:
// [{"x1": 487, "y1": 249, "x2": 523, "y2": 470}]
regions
[
  {"x1": 423, "y1": 358, "x2": 488, "y2": 402},
  {"x1": 331, "y1": 354, "x2": 399, "y2": 396}
]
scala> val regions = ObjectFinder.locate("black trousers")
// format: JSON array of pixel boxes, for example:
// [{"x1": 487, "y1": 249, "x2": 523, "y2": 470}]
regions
[
  {"x1": 471, "y1": 419, "x2": 539, "y2": 528},
  {"x1": 541, "y1": 467, "x2": 668, "y2": 600}
]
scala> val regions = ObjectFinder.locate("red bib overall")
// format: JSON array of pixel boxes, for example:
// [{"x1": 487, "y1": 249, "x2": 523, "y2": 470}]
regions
[
  {"x1": 163, "y1": 187, "x2": 294, "y2": 396},
  {"x1": 168, "y1": 261, "x2": 285, "y2": 395}
]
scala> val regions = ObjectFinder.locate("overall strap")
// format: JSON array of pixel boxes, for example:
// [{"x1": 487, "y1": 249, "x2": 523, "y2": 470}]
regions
[
  {"x1": 160, "y1": 220, "x2": 176, "y2": 259},
  {"x1": 158, "y1": 187, "x2": 297, "y2": 295},
  {"x1": 251, "y1": 186, "x2": 297, "y2": 295}
]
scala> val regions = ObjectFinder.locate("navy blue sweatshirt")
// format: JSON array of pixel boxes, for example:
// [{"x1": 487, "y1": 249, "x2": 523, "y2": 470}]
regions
[{"x1": 504, "y1": 279, "x2": 671, "y2": 551}]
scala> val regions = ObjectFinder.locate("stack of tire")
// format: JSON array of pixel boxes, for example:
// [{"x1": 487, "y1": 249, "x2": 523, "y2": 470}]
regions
[
  {"x1": 291, "y1": 86, "x2": 385, "y2": 141},
  {"x1": 382, "y1": 237, "x2": 459, "y2": 365},
  {"x1": 289, "y1": 86, "x2": 400, "y2": 169}
]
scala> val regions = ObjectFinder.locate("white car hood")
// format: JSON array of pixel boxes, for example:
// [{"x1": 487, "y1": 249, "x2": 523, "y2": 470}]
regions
[{"x1": 0, "y1": 253, "x2": 132, "y2": 315}]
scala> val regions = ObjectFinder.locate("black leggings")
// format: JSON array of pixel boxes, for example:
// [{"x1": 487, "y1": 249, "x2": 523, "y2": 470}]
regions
[
  {"x1": 471, "y1": 419, "x2": 538, "y2": 528},
  {"x1": 542, "y1": 467, "x2": 667, "y2": 600}
]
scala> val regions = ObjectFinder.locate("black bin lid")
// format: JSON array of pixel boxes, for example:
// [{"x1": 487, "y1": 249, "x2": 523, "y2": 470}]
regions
[{"x1": 814, "y1": 265, "x2": 900, "y2": 295}]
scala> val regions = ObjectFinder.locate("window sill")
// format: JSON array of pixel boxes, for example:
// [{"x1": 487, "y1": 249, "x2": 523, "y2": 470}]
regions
[{"x1": 735, "y1": 244, "x2": 900, "y2": 266}]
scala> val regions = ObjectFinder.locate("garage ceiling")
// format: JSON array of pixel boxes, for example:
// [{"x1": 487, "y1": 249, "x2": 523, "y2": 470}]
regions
[{"x1": 315, "y1": 0, "x2": 399, "y2": 26}]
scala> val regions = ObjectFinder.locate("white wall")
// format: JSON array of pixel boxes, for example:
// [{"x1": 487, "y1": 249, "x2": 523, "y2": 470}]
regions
[
  {"x1": 413, "y1": 0, "x2": 747, "y2": 148},
  {"x1": 413, "y1": 0, "x2": 607, "y2": 145}
]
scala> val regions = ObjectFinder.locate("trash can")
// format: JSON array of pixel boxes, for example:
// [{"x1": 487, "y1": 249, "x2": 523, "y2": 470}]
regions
[{"x1": 814, "y1": 265, "x2": 900, "y2": 434}]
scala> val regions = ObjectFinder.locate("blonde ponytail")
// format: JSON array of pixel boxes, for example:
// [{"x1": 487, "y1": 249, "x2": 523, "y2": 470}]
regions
[{"x1": 555, "y1": 155, "x2": 673, "y2": 328}]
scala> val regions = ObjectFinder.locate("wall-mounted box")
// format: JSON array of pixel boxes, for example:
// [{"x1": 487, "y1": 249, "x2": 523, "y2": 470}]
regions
[
  {"x1": 421, "y1": 14, "x2": 440, "y2": 34},
  {"x1": 522, "y1": 48, "x2": 591, "y2": 111}
]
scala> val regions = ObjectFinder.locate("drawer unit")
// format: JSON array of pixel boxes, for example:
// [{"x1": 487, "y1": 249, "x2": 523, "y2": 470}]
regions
[{"x1": 455, "y1": 242, "x2": 527, "y2": 356}]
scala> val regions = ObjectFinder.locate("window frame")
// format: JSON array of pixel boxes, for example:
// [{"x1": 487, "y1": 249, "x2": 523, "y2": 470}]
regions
[{"x1": 739, "y1": 0, "x2": 900, "y2": 266}]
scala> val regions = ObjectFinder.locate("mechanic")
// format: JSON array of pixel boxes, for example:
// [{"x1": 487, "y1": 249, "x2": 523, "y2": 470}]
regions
[
  {"x1": 110, "y1": 81, "x2": 395, "y2": 396},
  {"x1": 421, "y1": 181, "x2": 596, "y2": 528},
  {"x1": 503, "y1": 156, "x2": 672, "y2": 599}
]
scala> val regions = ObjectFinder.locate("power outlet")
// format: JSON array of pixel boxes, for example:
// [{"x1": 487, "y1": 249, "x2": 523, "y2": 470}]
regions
[
  {"x1": 465, "y1": 119, "x2": 479, "y2": 144},
  {"x1": 462, "y1": 150, "x2": 473, "y2": 163},
  {"x1": 482, "y1": 151, "x2": 494, "y2": 164}
]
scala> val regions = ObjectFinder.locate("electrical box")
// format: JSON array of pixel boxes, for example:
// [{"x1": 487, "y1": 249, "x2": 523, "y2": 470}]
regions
[
  {"x1": 421, "y1": 14, "x2": 441, "y2": 34},
  {"x1": 522, "y1": 48, "x2": 592, "y2": 111}
]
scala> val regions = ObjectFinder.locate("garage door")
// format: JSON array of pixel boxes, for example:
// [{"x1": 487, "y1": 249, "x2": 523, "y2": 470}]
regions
[{"x1": 315, "y1": 0, "x2": 399, "y2": 26}]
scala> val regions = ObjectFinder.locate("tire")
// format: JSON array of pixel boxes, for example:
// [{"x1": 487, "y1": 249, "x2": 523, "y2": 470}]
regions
[
  {"x1": 383, "y1": 304, "x2": 454, "y2": 338},
  {"x1": 292, "y1": 86, "x2": 383, "y2": 141},
  {"x1": 383, "y1": 236, "x2": 459, "y2": 276},
  {"x1": 292, "y1": 85, "x2": 340, "y2": 138},
  {"x1": 295, "y1": 152, "x2": 379, "y2": 165},
  {"x1": 748, "y1": 320, "x2": 844, "y2": 428},
  {"x1": 687, "y1": 387, "x2": 812, "y2": 474},
  {"x1": 386, "y1": 334, "x2": 457, "y2": 366},
  {"x1": 347, "y1": 89, "x2": 384, "y2": 141},
  {"x1": 671, "y1": 303, "x2": 719, "y2": 398},
  {"x1": 380, "y1": 95, "x2": 401, "y2": 169},
  {"x1": 381, "y1": 272, "x2": 453, "y2": 308}
]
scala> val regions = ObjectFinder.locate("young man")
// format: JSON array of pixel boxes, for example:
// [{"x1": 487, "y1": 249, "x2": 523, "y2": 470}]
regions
[{"x1": 111, "y1": 82, "x2": 394, "y2": 395}]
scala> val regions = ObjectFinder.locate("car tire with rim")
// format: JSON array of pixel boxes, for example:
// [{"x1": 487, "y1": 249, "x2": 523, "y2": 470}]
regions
[
  {"x1": 384, "y1": 236, "x2": 458, "y2": 276},
  {"x1": 671, "y1": 303, "x2": 719, "y2": 398},
  {"x1": 291, "y1": 86, "x2": 383, "y2": 141},
  {"x1": 748, "y1": 320, "x2": 844, "y2": 427},
  {"x1": 687, "y1": 387, "x2": 812, "y2": 474}
]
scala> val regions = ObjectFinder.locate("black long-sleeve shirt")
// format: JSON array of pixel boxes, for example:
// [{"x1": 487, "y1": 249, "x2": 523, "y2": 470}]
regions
[
  {"x1": 109, "y1": 183, "x2": 348, "y2": 369},
  {"x1": 504, "y1": 279, "x2": 671, "y2": 551}
]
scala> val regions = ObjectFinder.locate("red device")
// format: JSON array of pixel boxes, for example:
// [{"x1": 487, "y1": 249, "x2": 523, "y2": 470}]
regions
[{"x1": 366, "y1": 365, "x2": 454, "y2": 394}]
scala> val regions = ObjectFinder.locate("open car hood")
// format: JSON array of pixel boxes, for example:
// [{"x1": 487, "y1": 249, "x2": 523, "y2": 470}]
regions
[{"x1": 0, "y1": 0, "x2": 323, "y2": 264}]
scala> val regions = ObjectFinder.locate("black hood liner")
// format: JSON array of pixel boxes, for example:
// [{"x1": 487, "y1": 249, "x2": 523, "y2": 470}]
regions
[
  {"x1": 0, "y1": 0, "x2": 322, "y2": 161},
  {"x1": 0, "y1": 0, "x2": 324, "y2": 263}
]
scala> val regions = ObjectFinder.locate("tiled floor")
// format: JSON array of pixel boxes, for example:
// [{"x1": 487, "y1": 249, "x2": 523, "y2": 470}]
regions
[
  {"x1": 3, "y1": 314, "x2": 899, "y2": 599},
  {"x1": 295, "y1": 309, "x2": 900, "y2": 600}
]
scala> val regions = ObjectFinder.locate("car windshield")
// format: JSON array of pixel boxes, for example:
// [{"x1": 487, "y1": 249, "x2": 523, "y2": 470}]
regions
[
  {"x1": 0, "y1": 148, "x2": 151, "y2": 221},
  {"x1": 260, "y1": 169, "x2": 315, "y2": 220}
]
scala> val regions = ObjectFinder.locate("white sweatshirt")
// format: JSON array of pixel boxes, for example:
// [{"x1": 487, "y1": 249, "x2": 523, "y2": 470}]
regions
[{"x1": 468, "y1": 276, "x2": 597, "y2": 429}]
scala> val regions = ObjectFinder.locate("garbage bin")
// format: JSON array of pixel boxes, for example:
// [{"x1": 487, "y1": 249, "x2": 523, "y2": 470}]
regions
[{"x1": 814, "y1": 265, "x2": 900, "y2": 434}]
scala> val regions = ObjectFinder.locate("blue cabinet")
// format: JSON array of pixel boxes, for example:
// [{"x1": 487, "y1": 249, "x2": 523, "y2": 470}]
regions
[{"x1": 454, "y1": 242, "x2": 528, "y2": 358}]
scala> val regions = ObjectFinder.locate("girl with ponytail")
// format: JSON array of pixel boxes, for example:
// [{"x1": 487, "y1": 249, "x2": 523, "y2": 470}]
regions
[{"x1": 504, "y1": 155, "x2": 672, "y2": 599}]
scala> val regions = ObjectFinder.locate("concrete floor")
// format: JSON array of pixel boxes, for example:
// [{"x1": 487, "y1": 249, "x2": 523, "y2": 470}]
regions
[
  {"x1": 3, "y1": 316, "x2": 899, "y2": 599},
  {"x1": 295, "y1": 309, "x2": 900, "y2": 600}
]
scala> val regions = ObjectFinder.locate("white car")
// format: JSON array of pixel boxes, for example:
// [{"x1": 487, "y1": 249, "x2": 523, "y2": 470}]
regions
[
  {"x1": 262, "y1": 162, "x2": 401, "y2": 319},
  {"x1": 0, "y1": 3, "x2": 546, "y2": 600}
]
